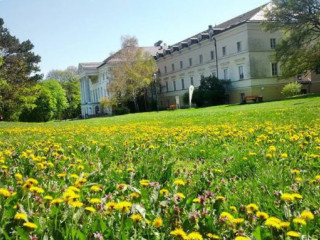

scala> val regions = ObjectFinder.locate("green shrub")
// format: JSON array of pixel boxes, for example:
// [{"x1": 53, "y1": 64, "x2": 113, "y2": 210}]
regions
[
  {"x1": 281, "y1": 82, "x2": 302, "y2": 97},
  {"x1": 114, "y1": 106, "x2": 130, "y2": 115},
  {"x1": 183, "y1": 76, "x2": 228, "y2": 107}
]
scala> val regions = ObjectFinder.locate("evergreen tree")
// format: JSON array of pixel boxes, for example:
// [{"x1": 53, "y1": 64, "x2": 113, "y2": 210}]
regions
[{"x1": 0, "y1": 18, "x2": 42, "y2": 120}]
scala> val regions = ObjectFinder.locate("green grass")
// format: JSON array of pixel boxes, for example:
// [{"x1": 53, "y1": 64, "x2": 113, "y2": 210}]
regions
[{"x1": 0, "y1": 94, "x2": 320, "y2": 239}]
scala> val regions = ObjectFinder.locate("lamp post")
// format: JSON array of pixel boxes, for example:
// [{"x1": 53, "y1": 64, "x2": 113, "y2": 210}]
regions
[{"x1": 153, "y1": 72, "x2": 159, "y2": 112}]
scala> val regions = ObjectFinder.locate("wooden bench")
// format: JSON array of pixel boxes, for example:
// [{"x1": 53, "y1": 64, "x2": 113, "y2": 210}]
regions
[
  {"x1": 243, "y1": 95, "x2": 263, "y2": 103},
  {"x1": 167, "y1": 104, "x2": 177, "y2": 110}
]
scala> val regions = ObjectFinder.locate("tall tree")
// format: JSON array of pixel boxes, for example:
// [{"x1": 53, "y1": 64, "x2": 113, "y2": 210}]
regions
[
  {"x1": 264, "y1": 0, "x2": 320, "y2": 78},
  {"x1": 108, "y1": 36, "x2": 157, "y2": 112},
  {"x1": 19, "y1": 85, "x2": 55, "y2": 122},
  {"x1": 41, "y1": 79, "x2": 68, "y2": 120},
  {"x1": 0, "y1": 18, "x2": 42, "y2": 120},
  {"x1": 46, "y1": 66, "x2": 81, "y2": 118}
]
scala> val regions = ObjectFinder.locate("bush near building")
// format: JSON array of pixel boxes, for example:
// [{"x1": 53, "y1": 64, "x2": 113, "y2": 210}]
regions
[
  {"x1": 183, "y1": 76, "x2": 228, "y2": 107},
  {"x1": 281, "y1": 82, "x2": 302, "y2": 97}
]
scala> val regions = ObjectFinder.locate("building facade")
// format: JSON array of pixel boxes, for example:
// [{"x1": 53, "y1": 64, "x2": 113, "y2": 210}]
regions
[
  {"x1": 155, "y1": 4, "x2": 320, "y2": 107},
  {"x1": 78, "y1": 47, "x2": 158, "y2": 117},
  {"x1": 79, "y1": 3, "x2": 320, "y2": 116}
]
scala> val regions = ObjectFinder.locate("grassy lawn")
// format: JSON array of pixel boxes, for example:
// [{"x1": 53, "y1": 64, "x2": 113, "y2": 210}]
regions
[{"x1": 0, "y1": 94, "x2": 320, "y2": 239}]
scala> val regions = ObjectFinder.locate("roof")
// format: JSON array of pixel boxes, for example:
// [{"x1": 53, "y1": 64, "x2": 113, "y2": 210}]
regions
[
  {"x1": 215, "y1": 3, "x2": 268, "y2": 29},
  {"x1": 98, "y1": 46, "x2": 159, "y2": 68},
  {"x1": 79, "y1": 62, "x2": 102, "y2": 70},
  {"x1": 156, "y1": 3, "x2": 269, "y2": 57}
]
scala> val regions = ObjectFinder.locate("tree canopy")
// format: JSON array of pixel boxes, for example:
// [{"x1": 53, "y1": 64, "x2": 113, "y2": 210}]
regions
[
  {"x1": 108, "y1": 36, "x2": 157, "y2": 112},
  {"x1": 0, "y1": 18, "x2": 42, "y2": 120},
  {"x1": 264, "y1": 0, "x2": 320, "y2": 78},
  {"x1": 46, "y1": 66, "x2": 81, "y2": 118},
  {"x1": 41, "y1": 79, "x2": 68, "y2": 120}
]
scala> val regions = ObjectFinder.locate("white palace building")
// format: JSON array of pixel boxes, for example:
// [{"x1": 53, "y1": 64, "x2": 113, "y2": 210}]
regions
[{"x1": 79, "y1": 3, "x2": 320, "y2": 117}]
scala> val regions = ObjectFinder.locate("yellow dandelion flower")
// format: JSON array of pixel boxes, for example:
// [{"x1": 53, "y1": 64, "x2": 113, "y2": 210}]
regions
[
  {"x1": 173, "y1": 179, "x2": 185, "y2": 186},
  {"x1": 280, "y1": 222, "x2": 290, "y2": 228},
  {"x1": 139, "y1": 179, "x2": 150, "y2": 187},
  {"x1": 29, "y1": 186, "x2": 44, "y2": 194},
  {"x1": 215, "y1": 196, "x2": 225, "y2": 202},
  {"x1": 44, "y1": 196, "x2": 53, "y2": 200},
  {"x1": 291, "y1": 169, "x2": 300, "y2": 174},
  {"x1": 23, "y1": 222, "x2": 37, "y2": 229},
  {"x1": 170, "y1": 228, "x2": 187, "y2": 239},
  {"x1": 14, "y1": 212, "x2": 27, "y2": 221},
  {"x1": 174, "y1": 193, "x2": 185, "y2": 200},
  {"x1": 295, "y1": 177, "x2": 302, "y2": 182},
  {"x1": 57, "y1": 173, "x2": 67, "y2": 178},
  {"x1": 265, "y1": 217, "x2": 281, "y2": 229},
  {"x1": 281, "y1": 193, "x2": 294, "y2": 202},
  {"x1": 246, "y1": 203, "x2": 259, "y2": 213},
  {"x1": 269, "y1": 146, "x2": 276, "y2": 152},
  {"x1": 220, "y1": 212, "x2": 234, "y2": 221},
  {"x1": 70, "y1": 174, "x2": 79, "y2": 179},
  {"x1": 105, "y1": 202, "x2": 116, "y2": 210},
  {"x1": 230, "y1": 206, "x2": 237, "y2": 212},
  {"x1": 89, "y1": 198, "x2": 101, "y2": 204},
  {"x1": 287, "y1": 231, "x2": 300, "y2": 238},
  {"x1": 69, "y1": 201, "x2": 83, "y2": 208},
  {"x1": 187, "y1": 232, "x2": 203, "y2": 240},
  {"x1": 130, "y1": 214, "x2": 142, "y2": 222},
  {"x1": 14, "y1": 173, "x2": 23, "y2": 180},
  {"x1": 115, "y1": 201, "x2": 132, "y2": 213},
  {"x1": 90, "y1": 185, "x2": 101, "y2": 192},
  {"x1": 26, "y1": 178, "x2": 38, "y2": 185},
  {"x1": 51, "y1": 198, "x2": 64, "y2": 205},
  {"x1": 160, "y1": 189, "x2": 169, "y2": 195},
  {"x1": 153, "y1": 217, "x2": 163, "y2": 228},
  {"x1": 232, "y1": 218, "x2": 244, "y2": 224},
  {"x1": 256, "y1": 211, "x2": 269, "y2": 220},
  {"x1": 207, "y1": 233, "x2": 220, "y2": 239},
  {"x1": 193, "y1": 198, "x2": 200, "y2": 203},
  {"x1": 130, "y1": 192, "x2": 140, "y2": 199},
  {"x1": 300, "y1": 210, "x2": 314, "y2": 220},
  {"x1": 0, "y1": 188, "x2": 12, "y2": 198},
  {"x1": 235, "y1": 237, "x2": 250, "y2": 240},
  {"x1": 85, "y1": 206, "x2": 96, "y2": 212},
  {"x1": 292, "y1": 193, "x2": 303, "y2": 200},
  {"x1": 293, "y1": 218, "x2": 306, "y2": 225}
]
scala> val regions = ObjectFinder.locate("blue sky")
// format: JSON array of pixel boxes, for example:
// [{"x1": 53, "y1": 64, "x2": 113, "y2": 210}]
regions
[{"x1": 0, "y1": 0, "x2": 268, "y2": 77}]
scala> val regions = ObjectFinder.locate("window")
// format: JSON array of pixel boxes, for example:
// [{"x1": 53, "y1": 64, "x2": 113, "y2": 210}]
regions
[
  {"x1": 237, "y1": 42, "x2": 242, "y2": 52},
  {"x1": 270, "y1": 38, "x2": 276, "y2": 49},
  {"x1": 189, "y1": 58, "x2": 192, "y2": 66},
  {"x1": 180, "y1": 61, "x2": 183, "y2": 69},
  {"x1": 173, "y1": 80, "x2": 176, "y2": 91},
  {"x1": 272, "y1": 62, "x2": 278, "y2": 76},
  {"x1": 223, "y1": 69, "x2": 229, "y2": 80},
  {"x1": 210, "y1": 50, "x2": 215, "y2": 60},
  {"x1": 222, "y1": 46, "x2": 226, "y2": 56},
  {"x1": 199, "y1": 54, "x2": 203, "y2": 64},
  {"x1": 172, "y1": 63, "x2": 175, "y2": 71},
  {"x1": 190, "y1": 76, "x2": 194, "y2": 85},
  {"x1": 181, "y1": 79, "x2": 185, "y2": 89},
  {"x1": 239, "y1": 66, "x2": 244, "y2": 80},
  {"x1": 164, "y1": 66, "x2": 167, "y2": 74},
  {"x1": 166, "y1": 81, "x2": 168, "y2": 92}
]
